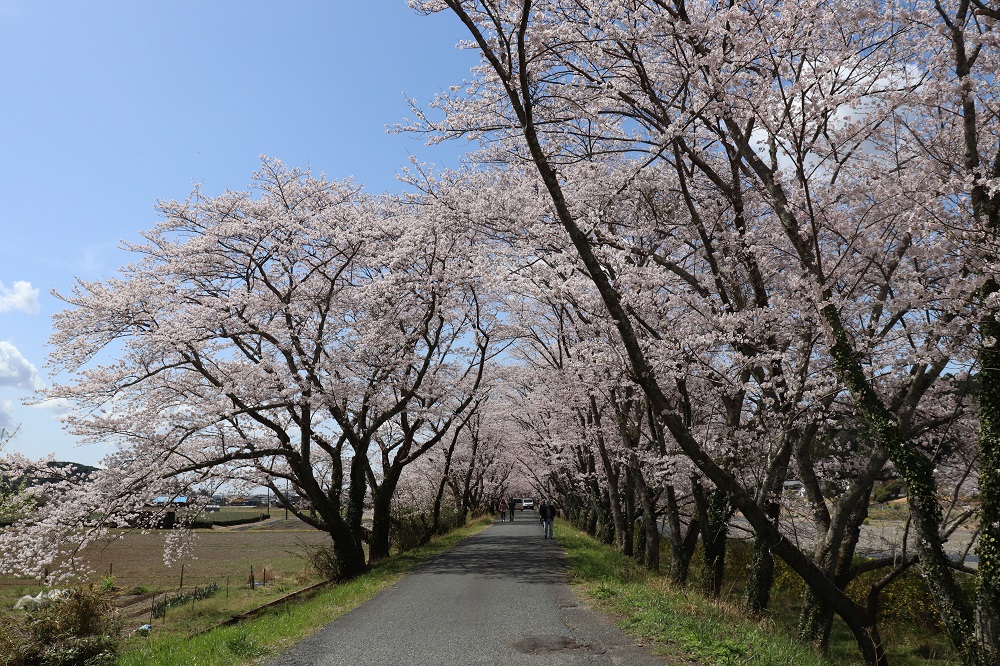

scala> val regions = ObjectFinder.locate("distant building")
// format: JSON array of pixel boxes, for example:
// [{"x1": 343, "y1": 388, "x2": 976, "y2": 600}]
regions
[{"x1": 151, "y1": 496, "x2": 189, "y2": 506}]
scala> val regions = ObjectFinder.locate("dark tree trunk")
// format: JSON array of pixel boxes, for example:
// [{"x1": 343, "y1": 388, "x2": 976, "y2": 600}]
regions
[
  {"x1": 745, "y1": 494, "x2": 781, "y2": 613},
  {"x1": 664, "y1": 484, "x2": 699, "y2": 585},
  {"x1": 590, "y1": 401, "x2": 627, "y2": 552},
  {"x1": 634, "y1": 468, "x2": 660, "y2": 572},
  {"x1": 800, "y1": 477, "x2": 875, "y2": 651},
  {"x1": 430, "y1": 432, "x2": 462, "y2": 540},
  {"x1": 622, "y1": 469, "x2": 636, "y2": 558},
  {"x1": 693, "y1": 479, "x2": 729, "y2": 597},
  {"x1": 976, "y1": 283, "x2": 1000, "y2": 662},
  {"x1": 368, "y1": 466, "x2": 403, "y2": 562},
  {"x1": 459, "y1": 431, "x2": 481, "y2": 524},
  {"x1": 596, "y1": 489, "x2": 616, "y2": 545},
  {"x1": 335, "y1": 451, "x2": 370, "y2": 578},
  {"x1": 585, "y1": 506, "x2": 598, "y2": 536}
]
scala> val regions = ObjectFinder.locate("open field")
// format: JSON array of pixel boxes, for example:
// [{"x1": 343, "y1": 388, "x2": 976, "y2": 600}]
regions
[
  {"x1": 0, "y1": 519, "x2": 333, "y2": 637},
  {"x1": 1, "y1": 526, "x2": 330, "y2": 596}
]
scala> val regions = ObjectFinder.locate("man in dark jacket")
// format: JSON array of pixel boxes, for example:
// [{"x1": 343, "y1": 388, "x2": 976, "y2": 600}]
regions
[{"x1": 538, "y1": 499, "x2": 556, "y2": 539}]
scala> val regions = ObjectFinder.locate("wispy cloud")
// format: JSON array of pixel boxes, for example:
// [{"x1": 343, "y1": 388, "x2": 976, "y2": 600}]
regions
[
  {"x1": 0, "y1": 281, "x2": 40, "y2": 315},
  {"x1": 0, "y1": 341, "x2": 41, "y2": 390},
  {"x1": 31, "y1": 398, "x2": 73, "y2": 417}
]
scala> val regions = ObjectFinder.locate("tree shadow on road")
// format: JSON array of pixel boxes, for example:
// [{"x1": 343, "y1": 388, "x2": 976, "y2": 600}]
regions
[{"x1": 415, "y1": 523, "x2": 565, "y2": 585}]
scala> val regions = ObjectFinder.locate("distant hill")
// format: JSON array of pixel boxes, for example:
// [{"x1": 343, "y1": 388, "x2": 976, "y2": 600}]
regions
[
  {"x1": 2, "y1": 460, "x2": 100, "y2": 489},
  {"x1": 2, "y1": 461, "x2": 101, "y2": 526}
]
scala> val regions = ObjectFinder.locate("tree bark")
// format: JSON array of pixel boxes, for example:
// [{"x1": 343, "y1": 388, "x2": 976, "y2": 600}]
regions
[
  {"x1": 975, "y1": 290, "x2": 1000, "y2": 661},
  {"x1": 634, "y1": 466, "x2": 661, "y2": 572},
  {"x1": 664, "y1": 484, "x2": 699, "y2": 585},
  {"x1": 692, "y1": 478, "x2": 729, "y2": 598},
  {"x1": 745, "y1": 497, "x2": 780, "y2": 613}
]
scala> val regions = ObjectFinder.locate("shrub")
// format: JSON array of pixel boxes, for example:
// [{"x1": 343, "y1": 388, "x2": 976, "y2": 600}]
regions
[
  {"x1": 2, "y1": 586, "x2": 122, "y2": 666},
  {"x1": 298, "y1": 542, "x2": 340, "y2": 581},
  {"x1": 390, "y1": 509, "x2": 430, "y2": 554},
  {"x1": 848, "y1": 567, "x2": 944, "y2": 631},
  {"x1": 872, "y1": 479, "x2": 906, "y2": 504}
]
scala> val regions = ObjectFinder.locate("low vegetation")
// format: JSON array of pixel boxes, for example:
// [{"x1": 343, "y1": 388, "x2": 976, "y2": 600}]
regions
[
  {"x1": 114, "y1": 517, "x2": 491, "y2": 666},
  {"x1": 555, "y1": 523, "x2": 957, "y2": 666},
  {"x1": 1, "y1": 586, "x2": 122, "y2": 666}
]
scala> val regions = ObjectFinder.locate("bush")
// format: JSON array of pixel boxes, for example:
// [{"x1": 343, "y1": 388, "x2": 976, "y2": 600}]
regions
[
  {"x1": 390, "y1": 508, "x2": 432, "y2": 554},
  {"x1": 299, "y1": 542, "x2": 340, "y2": 581},
  {"x1": 1, "y1": 586, "x2": 122, "y2": 666},
  {"x1": 872, "y1": 479, "x2": 906, "y2": 504},
  {"x1": 848, "y1": 567, "x2": 944, "y2": 631}
]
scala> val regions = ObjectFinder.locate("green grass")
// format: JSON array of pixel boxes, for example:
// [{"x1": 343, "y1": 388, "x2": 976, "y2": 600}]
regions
[
  {"x1": 116, "y1": 517, "x2": 492, "y2": 666},
  {"x1": 554, "y1": 523, "x2": 837, "y2": 666},
  {"x1": 555, "y1": 523, "x2": 960, "y2": 665}
]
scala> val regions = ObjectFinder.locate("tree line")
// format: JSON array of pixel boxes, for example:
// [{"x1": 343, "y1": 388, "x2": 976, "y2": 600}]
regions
[{"x1": 1, "y1": 1, "x2": 999, "y2": 665}]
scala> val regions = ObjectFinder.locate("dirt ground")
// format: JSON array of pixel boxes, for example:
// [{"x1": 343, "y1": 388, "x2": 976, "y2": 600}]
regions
[{"x1": 0, "y1": 519, "x2": 332, "y2": 607}]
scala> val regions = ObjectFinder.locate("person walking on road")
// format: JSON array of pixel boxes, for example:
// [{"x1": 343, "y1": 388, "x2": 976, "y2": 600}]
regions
[
  {"x1": 539, "y1": 499, "x2": 556, "y2": 539},
  {"x1": 508, "y1": 497, "x2": 516, "y2": 522},
  {"x1": 498, "y1": 498, "x2": 508, "y2": 522}
]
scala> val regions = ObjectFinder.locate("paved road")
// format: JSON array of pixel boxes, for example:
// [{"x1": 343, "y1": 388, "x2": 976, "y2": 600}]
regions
[{"x1": 268, "y1": 512, "x2": 668, "y2": 666}]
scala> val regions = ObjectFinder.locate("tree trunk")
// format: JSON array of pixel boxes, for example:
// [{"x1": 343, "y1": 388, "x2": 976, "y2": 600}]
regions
[
  {"x1": 338, "y1": 450, "x2": 370, "y2": 578},
  {"x1": 622, "y1": 469, "x2": 636, "y2": 558},
  {"x1": 459, "y1": 431, "x2": 481, "y2": 524},
  {"x1": 976, "y1": 282, "x2": 1000, "y2": 663},
  {"x1": 430, "y1": 435, "x2": 462, "y2": 539},
  {"x1": 745, "y1": 496, "x2": 780, "y2": 613},
  {"x1": 596, "y1": 489, "x2": 616, "y2": 545},
  {"x1": 590, "y1": 399, "x2": 627, "y2": 552},
  {"x1": 634, "y1": 468, "x2": 660, "y2": 572},
  {"x1": 368, "y1": 466, "x2": 404, "y2": 562},
  {"x1": 693, "y1": 479, "x2": 729, "y2": 597},
  {"x1": 664, "y1": 485, "x2": 699, "y2": 584}
]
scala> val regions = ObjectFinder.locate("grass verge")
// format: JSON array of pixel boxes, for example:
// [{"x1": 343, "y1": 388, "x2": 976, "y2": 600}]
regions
[
  {"x1": 554, "y1": 522, "x2": 835, "y2": 666},
  {"x1": 117, "y1": 517, "x2": 492, "y2": 666}
]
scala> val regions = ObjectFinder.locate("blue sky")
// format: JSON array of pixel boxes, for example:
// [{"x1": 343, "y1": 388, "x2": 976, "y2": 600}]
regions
[{"x1": 0, "y1": 1, "x2": 477, "y2": 465}]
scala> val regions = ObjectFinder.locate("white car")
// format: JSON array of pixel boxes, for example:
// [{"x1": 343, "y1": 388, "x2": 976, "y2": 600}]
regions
[{"x1": 521, "y1": 498, "x2": 534, "y2": 510}]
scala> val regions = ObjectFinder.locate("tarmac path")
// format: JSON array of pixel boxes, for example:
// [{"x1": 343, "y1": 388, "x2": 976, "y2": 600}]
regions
[{"x1": 268, "y1": 511, "x2": 669, "y2": 666}]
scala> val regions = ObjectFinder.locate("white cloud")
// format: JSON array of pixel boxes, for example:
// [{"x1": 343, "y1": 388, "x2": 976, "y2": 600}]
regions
[
  {"x1": 31, "y1": 398, "x2": 73, "y2": 416},
  {"x1": 0, "y1": 341, "x2": 41, "y2": 390},
  {"x1": 0, "y1": 281, "x2": 40, "y2": 315},
  {"x1": 0, "y1": 399, "x2": 14, "y2": 430}
]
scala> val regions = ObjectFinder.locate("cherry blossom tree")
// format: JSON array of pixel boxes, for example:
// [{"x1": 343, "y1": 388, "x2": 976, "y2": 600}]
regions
[
  {"x1": 909, "y1": 0, "x2": 1000, "y2": 653},
  {"x1": 0, "y1": 159, "x2": 498, "y2": 581},
  {"x1": 411, "y1": 1, "x2": 992, "y2": 663}
]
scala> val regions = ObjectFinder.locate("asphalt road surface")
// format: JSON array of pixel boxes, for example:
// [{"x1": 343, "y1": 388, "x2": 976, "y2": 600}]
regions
[{"x1": 268, "y1": 511, "x2": 668, "y2": 666}]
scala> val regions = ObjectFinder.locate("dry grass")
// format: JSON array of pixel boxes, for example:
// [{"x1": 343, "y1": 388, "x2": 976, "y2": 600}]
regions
[{"x1": 0, "y1": 525, "x2": 332, "y2": 615}]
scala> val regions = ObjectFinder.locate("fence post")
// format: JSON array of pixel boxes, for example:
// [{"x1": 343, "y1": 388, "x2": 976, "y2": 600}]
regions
[{"x1": 179, "y1": 563, "x2": 185, "y2": 591}]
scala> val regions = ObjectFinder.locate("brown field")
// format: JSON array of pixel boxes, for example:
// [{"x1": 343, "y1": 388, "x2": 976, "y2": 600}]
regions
[{"x1": 0, "y1": 519, "x2": 332, "y2": 615}]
